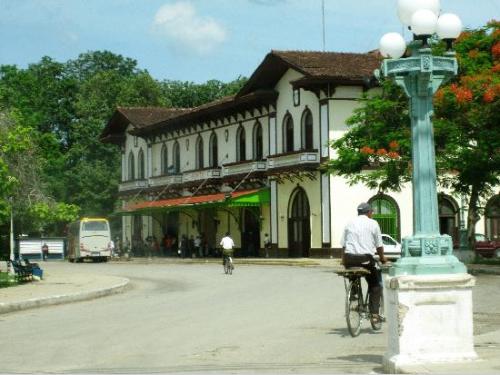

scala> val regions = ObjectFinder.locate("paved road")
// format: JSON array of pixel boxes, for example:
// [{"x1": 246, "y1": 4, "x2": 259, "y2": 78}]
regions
[{"x1": 1, "y1": 262, "x2": 499, "y2": 373}]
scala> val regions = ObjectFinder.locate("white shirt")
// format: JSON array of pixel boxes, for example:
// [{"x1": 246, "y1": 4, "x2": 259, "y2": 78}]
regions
[
  {"x1": 220, "y1": 236, "x2": 235, "y2": 250},
  {"x1": 340, "y1": 215, "x2": 383, "y2": 255}
]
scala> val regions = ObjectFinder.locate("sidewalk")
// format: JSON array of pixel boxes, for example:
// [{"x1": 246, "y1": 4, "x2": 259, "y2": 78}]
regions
[
  {"x1": 0, "y1": 257, "x2": 499, "y2": 374},
  {"x1": 0, "y1": 262, "x2": 129, "y2": 314}
]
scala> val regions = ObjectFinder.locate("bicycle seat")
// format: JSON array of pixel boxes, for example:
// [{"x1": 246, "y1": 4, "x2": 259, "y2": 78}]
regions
[{"x1": 335, "y1": 267, "x2": 371, "y2": 277}]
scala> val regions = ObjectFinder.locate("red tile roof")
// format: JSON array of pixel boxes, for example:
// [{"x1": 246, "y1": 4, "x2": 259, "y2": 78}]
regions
[{"x1": 124, "y1": 189, "x2": 260, "y2": 212}]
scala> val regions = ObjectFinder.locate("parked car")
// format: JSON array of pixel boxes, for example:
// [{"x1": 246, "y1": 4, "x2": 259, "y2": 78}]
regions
[
  {"x1": 381, "y1": 234, "x2": 402, "y2": 259},
  {"x1": 474, "y1": 233, "x2": 500, "y2": 259}
]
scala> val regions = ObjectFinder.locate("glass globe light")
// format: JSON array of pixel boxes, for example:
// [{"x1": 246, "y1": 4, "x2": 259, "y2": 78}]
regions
[
  {"x1": 398, "y1": 0, "x2": 440, "y2": 27},
  {"x1": 436, "y1": 13, "x2": 462, "y2": 39},
  {"x1": 379, "y1": 32, "x2": 407, "y2": 59},
  {"x1": 411, "y1": 9, "x2": 438, "y2": 36}
]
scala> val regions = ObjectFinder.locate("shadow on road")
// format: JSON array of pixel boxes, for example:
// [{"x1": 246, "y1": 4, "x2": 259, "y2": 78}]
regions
[
  {"x1": 332, "y1": 354, "x2": 385, "y2": 373},
  {"x1": 327, "y1": 327, "x2": 384, "y2": 337}
]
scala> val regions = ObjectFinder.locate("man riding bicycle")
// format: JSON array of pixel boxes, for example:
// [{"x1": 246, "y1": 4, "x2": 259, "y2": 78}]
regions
[
  {"x1": 340, "y1": 202, "x2": 388, "y2": 325},
  {"x1": 220, "y1": 232, "x2": 235, "y2": 267}
]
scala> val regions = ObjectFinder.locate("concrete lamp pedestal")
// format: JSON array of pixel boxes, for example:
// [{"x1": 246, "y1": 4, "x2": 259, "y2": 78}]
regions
[{"x1": 383, "y1": 273, "x2": 477, "y2": 373}]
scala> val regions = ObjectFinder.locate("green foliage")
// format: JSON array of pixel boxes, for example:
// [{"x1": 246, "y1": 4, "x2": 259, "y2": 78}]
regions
[
  {"x1": 0, "y1": 49, "x2": 247, "y2": 237},
  {"x1": 160, "y1": 76, "x2": 247, "y2": 108},
  {"x1": 324, "y1": 21, "x2": 499, "y2": 245},
  {"x1": 323, "y1": 80, "x2": 412, "y2": 192}
]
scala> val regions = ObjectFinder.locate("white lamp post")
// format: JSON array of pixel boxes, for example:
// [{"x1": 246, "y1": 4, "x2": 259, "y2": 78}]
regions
[
  {"x1": 8, "y1": 197, "x2": 15, "y2": 275},
  {"x1": 377, "y1": 1, "x2": 477, "y2": 372}
]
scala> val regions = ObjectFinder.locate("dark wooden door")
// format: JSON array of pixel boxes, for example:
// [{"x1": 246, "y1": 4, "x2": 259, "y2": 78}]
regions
[{"x1": 288, "y1": 189, "x2": 311, "y2": 258}]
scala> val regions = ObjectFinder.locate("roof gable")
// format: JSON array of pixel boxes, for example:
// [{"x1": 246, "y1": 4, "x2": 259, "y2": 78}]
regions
[{"x1": 237, "y1": 50, "x2": 380, "y2": 96}]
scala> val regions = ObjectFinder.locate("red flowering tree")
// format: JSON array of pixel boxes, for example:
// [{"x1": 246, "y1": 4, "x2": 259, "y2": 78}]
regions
[{"x1": 324, "y1": 21, "x2": 499, "y2": 247}]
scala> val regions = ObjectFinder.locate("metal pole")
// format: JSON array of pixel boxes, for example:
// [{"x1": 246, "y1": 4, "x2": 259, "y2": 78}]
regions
[
  {"x1": 321, "y1": 0, "x2": 326, "y2": 51},
  {"x1": 9, "y1": 199, "x2": 14, "y2": 274}
]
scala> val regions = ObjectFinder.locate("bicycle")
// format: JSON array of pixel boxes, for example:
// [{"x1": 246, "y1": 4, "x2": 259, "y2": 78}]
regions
[
  {"x1": 335, "y1": 266, "x2": 385, "y2": 337},
  {"x1": 223, "y1": 254, "x2": 234, "y2": 275}
]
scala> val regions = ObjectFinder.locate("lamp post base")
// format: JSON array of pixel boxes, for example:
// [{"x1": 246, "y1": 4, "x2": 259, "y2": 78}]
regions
[
  {"x1": 391, "y1": 234, "x2": 467, "y2": 276},
  {"x1": 383, "y1": 273, "x2": 477, "y2": 374}
]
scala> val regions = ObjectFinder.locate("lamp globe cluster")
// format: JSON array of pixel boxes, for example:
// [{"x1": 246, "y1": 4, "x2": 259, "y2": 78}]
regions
[{"x1": 379, "y1": 0, "x2": 463, "y2": 59}]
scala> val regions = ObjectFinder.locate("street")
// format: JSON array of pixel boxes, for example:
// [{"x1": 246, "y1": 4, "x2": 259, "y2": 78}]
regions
[{"x1": 1, "y1": 262, "x2": 499, "y2": 373}]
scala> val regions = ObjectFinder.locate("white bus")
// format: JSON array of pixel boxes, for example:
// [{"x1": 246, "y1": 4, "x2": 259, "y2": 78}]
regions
[{"x1": 67, "y1": 218, "x2": 112, "y2": 262}]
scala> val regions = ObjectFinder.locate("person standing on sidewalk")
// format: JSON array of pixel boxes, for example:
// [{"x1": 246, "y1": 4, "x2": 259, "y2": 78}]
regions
[
  {"x1": 340, "y1": 202, "x2": 388, "y2": 325},
  {"x1": 41, "y1": 243, "x2": 49, "y2": 261}
]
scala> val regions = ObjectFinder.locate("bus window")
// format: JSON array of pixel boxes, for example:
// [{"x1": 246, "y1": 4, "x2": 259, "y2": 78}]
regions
[{"x1": 83, "y1": 221, "x2": 109, "y2": 231}]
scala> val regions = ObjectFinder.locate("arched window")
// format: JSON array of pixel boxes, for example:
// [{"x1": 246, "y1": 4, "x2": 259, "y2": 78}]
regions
[
  {"x1": 237, "y1": 126, "x2": 246, "y2": 162},
  {"x1": 209, "y1": 133, "x2": 218, "y2": 167},
  {"x1": 173, "y1": 141, "x2": 180, "y2": 174},
  {"x1": 283, "y1": 115, "x2": 294, "y2": 153},
  {"x1": 196, "y1": 136, "x2": 204, "y2": 169},
  {"x1": 128, "y1": 152, "x2": 135, "y2": 181},
  {"x1": 161, "y1": 144, "x2": 168, "y2": 175},
  {"x1": 485, "y1": 195, "x2": 500, "y2": 240},
  {"x1": 301, "y1": 109, "x2": 313, "y2": 150},
  {"x1": 253, "y1": 121, "x2": 263, "y2": 161},
  {"x1": 369, "y1": 195, "x2": 400, "y2": 240},
  {"x1": 137, "y1": 149, "x2": 145, "y2": 179}
]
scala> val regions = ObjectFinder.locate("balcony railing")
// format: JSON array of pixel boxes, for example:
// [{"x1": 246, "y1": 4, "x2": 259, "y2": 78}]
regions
[
  {"x1": 118, "y1": 179, "x2": 148, "y2": 192},
  {"x1": 267, "y1": 150, "x2": 320, "y2": 170},
  {"x1": 222, "y1": 160, "x2": 267, "y2": 176},
  {"x1": 149, "y1": 174, "x2": 183, "y2": 187},
  {"x1": 182, "y1": 168, "x2": 221, "y2": 183}
]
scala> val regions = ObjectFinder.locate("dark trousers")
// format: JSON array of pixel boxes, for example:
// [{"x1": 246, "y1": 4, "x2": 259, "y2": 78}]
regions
[{"x1": 344, "y1": 253, "x2": 382, "y2": 314}]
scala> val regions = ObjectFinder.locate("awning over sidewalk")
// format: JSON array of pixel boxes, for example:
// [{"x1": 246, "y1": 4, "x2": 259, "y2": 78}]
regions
[{"x1": 117, "y1": 188, "x2": 269, "y2": 215}]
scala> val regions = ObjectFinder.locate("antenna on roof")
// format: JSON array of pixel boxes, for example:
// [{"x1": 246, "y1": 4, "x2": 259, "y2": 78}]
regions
[{"x1": 322, "y1": 0, "x2": 326, "y2": 51}]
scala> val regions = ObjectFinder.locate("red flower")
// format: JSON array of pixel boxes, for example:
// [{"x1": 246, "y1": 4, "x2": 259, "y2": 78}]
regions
[
  {"x1": 468, "y1": 49, "x2": 479, "y2": 59},
  {"x1": 360, "y1": 146, "x2": 375, "y2": 155},
  {"x1": 492, "y1": 43, "x2": 500, "y2": 59},
  {"x1": 376, "y1": 148, "x2": 388, "y2": 156},
  {"x1": 455, "y1": 87, "x2": 473, "y2": 104},
  {"x1": 389, "y1": 140, "x2": 399, "y2": 150},
  {"x1": 492, "y1": 64, "x2": 500, "y2": 73},
  {"x1": 483, "y1": 88, "x2": 496, "y2": 103},
  {"x1": 387, "y1": 151, "x2": 400, "y2": 159}
]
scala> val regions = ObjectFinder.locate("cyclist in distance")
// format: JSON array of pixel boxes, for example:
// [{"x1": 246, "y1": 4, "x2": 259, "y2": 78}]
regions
[
  {"x1": 220, "y1": 232, "x2": 235, "y2": 266},
  {"x1": 340, "y1": 202, "x2": 388, "y2": 325}
]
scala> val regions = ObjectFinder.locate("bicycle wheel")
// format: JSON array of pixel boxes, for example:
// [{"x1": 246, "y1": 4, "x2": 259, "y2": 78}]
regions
[
  {"x1": 346, "y1": 279, "x2": 362, "y2": 337},
  {"x1": 223, "y1": 258, "x2": 229, "y2": 274},
  {"x1": 228, "y1": 258, "x2": 233, "y2": 275}
]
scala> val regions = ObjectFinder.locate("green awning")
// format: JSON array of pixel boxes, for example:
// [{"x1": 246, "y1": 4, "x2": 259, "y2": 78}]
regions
[{"x1": 228, "y1": 188, "x2": 270, "y2": 207}]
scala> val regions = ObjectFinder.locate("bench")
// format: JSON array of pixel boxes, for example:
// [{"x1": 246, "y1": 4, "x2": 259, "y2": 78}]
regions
[{"x1": 9, "y1": 259, "x2": 33, "y2": 282}]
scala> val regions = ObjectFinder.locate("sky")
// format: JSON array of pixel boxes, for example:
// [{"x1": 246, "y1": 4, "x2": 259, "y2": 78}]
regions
[{"x1": 0, "y1": 0, "x2": 498, "y2": 83}]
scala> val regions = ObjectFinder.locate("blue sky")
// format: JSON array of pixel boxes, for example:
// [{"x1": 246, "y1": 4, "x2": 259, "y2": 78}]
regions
[{"x1": 0, "y1": 0, "x2": 498, "y2": 83}]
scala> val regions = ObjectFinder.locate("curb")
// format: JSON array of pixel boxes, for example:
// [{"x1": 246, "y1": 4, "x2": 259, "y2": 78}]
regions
[
  {"x1": 0, "y1": 278, "x2": 130, "y2": 315},
  {"x1": 111, "y1": 258, "x2": 325, "y2": 267}
]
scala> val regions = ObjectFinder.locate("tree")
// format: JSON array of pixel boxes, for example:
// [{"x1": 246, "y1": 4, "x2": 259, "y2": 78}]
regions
[
  {"x1": 160, "y1": 76, "x2": 247, "y2": 108},
  {"x1": 0, "y1": 111, "x2": 79, "y2": 237},
  {"x1": 324, "y1": 21, "x2": 500, "y2": 248}
]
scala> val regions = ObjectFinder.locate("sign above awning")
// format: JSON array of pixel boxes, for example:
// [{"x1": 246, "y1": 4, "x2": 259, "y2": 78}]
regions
[{"x1": 118, "y1": 188, "x2": 269, "y2": 215}]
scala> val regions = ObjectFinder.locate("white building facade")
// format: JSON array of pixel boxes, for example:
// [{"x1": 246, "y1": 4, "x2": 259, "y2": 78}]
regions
[{"x1": 101, "y1": 50, "x2": 499, "y2": 257}]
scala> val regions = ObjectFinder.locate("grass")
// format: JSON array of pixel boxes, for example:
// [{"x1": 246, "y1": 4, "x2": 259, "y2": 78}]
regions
[{"x1": 0, "y1": 271, "x2": 18, "y2": 288}]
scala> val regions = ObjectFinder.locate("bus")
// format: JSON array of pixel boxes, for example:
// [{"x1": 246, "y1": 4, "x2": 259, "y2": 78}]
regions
[{"x1": 67, "y1": 218, "x2": 112, "y2": 262}]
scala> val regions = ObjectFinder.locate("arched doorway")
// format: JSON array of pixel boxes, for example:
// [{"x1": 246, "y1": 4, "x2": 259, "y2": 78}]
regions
[
  {"x1": 288, "y1": 188, "x2": 311, "y2": 258},
  {"x1": 485, "y1": 195, "x2": 500, "y2": 240},
  {"x1": 369, "y1": 195, "x2": 400, "y2": 241},
  {"x1": 438, "y1": 195, "x2": 458, "y2": 243},
  {"x1": 241, "y1": 208, "x2": 260, "y2": 257}
]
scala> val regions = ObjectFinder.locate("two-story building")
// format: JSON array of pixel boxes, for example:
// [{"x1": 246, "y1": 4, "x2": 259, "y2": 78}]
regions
[{"x1": 101, "y1": 50, "x2": 499, "y2": 257}]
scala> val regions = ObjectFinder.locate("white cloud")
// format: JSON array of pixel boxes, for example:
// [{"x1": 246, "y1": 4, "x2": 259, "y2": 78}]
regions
[{"x1": 152, "y1": 1, "x2": 227, "y2": 55}]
